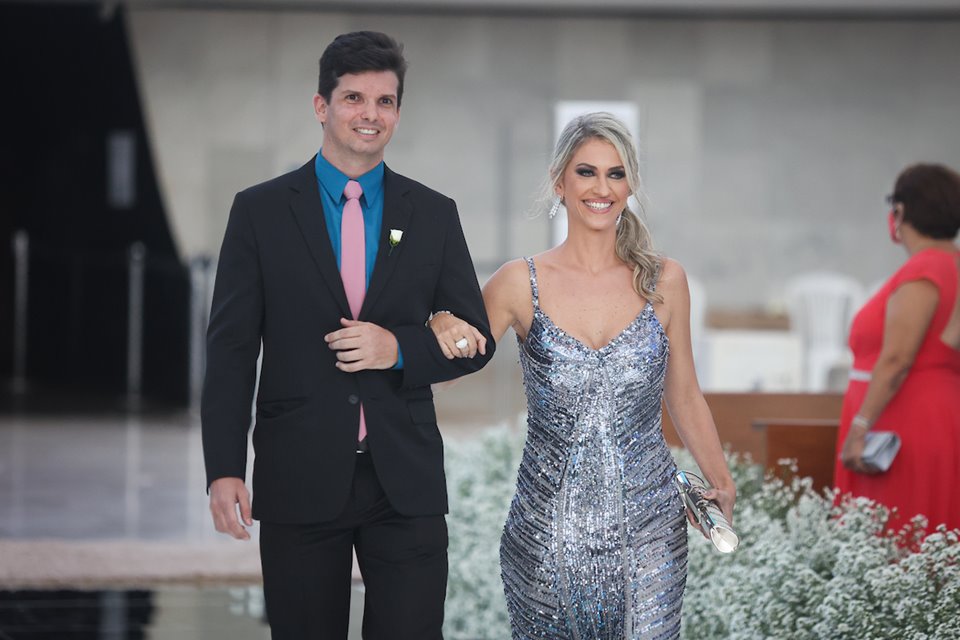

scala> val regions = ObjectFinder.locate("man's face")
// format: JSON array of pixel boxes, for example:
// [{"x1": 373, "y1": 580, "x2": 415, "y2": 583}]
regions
[{"x1": 314, "y1": 70, "x2": 400, "y2": 173}]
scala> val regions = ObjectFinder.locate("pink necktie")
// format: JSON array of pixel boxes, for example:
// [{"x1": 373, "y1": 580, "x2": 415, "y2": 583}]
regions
[{"x1": 341, "y1": 180, "x2": 367, "y2": 442}]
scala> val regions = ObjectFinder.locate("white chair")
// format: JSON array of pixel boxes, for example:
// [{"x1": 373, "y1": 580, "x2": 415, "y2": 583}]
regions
[{"x1": 785, "y1": 272, "x2": 864, "y2": 391}]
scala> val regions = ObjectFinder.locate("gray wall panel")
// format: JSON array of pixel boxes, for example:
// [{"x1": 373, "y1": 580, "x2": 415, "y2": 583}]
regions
[{"x1": 128, "y1": 10, "x2": 960, "y2": 307}]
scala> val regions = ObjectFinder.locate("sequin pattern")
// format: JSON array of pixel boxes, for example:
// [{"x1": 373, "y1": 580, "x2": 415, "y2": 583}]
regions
[{"x1": 500, "y1": 258, "x2": 688, "y2": 640}]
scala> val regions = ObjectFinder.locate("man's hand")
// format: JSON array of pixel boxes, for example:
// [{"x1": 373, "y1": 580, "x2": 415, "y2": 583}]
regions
[
  {"x1": 428, "y1": 312, "x2": 487, "y2": 359},
  {"x1": 325, "y1": 318, "x2": 399, "y2": 371},
  {"x1": 209, "y1": 477, "x2": 253, "y2": 540}
]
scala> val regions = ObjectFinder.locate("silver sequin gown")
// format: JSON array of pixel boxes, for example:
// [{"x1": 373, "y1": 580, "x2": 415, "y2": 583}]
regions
[{"x1": 500, "y1": 258, "x2": 688, "y2": 640}]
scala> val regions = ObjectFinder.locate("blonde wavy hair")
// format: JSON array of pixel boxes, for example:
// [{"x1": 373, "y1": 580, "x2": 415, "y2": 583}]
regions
[{"x1": 542, "y1": 112, "x2": 662, "y2": 303}]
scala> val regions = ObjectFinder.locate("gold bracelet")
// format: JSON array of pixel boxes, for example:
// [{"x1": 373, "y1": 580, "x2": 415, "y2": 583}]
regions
[{"x1": 851, "y1": 414, "x2": 871, "y2": 430}]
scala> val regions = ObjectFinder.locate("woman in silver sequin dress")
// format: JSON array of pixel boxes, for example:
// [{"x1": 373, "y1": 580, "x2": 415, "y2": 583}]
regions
[{"x1": 431, "y1": 113, "x2": 735, "y2": 640}]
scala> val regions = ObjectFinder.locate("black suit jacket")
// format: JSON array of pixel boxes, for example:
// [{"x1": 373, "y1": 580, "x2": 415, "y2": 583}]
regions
[{"x1": 201, "y1": 158, "x2": 495, "y2": 523}]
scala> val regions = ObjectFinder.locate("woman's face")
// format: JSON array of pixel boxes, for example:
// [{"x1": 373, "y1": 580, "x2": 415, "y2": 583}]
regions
[{"x1": 556, "y1": 138, "x2": 630, "y2": 233}]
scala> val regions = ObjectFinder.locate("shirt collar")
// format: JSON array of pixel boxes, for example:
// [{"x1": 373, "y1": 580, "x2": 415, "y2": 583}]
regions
[{"x1": 314, "y1": 150, "x2": 384, "y2": 205}]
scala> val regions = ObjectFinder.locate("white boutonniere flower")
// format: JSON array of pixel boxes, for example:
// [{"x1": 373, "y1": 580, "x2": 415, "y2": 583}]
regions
[{"x1": 388, "y1": 228, "x2": 403, "y2": 255}]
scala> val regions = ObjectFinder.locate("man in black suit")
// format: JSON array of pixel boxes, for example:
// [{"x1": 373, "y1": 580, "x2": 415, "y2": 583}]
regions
[{"x1": 201, "y1": 31, "x2": 494, "y2": 639}]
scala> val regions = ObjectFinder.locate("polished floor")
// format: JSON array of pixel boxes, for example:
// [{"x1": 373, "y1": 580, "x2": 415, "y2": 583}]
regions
[
  {"x1": 0, "y1": 361, "x2": 522, "y2": 639},
  {"x1": 0, "y1": 410, "x2": 370, "y2": 638},
  {"x1": 0, "y1": 586, "x2": 272, "y2": 639}
]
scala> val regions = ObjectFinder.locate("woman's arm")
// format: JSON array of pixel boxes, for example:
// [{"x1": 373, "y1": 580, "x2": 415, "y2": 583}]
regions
[
  {"x1": 658, "y1": 259, "x2": 736, "y2": 524},
  {"x1": 840, "y1": 279, "x2": 939, "y2": 472},
  {"x1": 430, "y1": 258, "x2": 533, "y2": 358}
]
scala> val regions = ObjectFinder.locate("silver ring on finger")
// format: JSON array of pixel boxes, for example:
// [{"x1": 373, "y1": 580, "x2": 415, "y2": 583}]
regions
[{"x1": 455, "y1": 337, "x2": 469, "y2": 350}]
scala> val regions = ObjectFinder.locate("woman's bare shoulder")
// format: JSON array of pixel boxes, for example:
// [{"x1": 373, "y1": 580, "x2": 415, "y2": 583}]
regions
[
  {"x1": 656, "y1": 256, "x2": 689, "y2": 294},
  {"x1": 485, "y1": 258, "x2": 532, "y2": 296},
  {"x1": 490, "y1": 257, "x2": 530, "y2": 282}
]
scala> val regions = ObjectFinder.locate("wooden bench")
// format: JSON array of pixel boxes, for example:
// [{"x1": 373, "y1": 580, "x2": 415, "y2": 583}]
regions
[
  {"x1": 752, "y1": 418, "x2": 839, "y2": 492},
  {"x1": 662, "y1": 393, "x2": 843, "y2": 491}
]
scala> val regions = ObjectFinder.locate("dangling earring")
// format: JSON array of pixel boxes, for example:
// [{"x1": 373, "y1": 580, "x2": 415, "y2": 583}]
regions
[
  {"x1": 548, "y1": 197, "x2": 562, "y2": 219},
  {"x1": 616, "y1": 213, "x2": 623, "y2": 226}
]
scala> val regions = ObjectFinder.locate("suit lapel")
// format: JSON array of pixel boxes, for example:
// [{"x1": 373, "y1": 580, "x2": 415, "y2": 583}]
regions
[
  {"x1": 361, "y1": 166, "x2": 412, "y2": 319},
  {"x1": 288, "y1": 157, "x2": 352, "y2": 318}
]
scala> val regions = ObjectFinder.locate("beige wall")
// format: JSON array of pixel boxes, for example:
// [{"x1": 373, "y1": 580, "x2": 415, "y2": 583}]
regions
[{"x1": 128, "y1": 9, "x2": 960, "y2": 307}]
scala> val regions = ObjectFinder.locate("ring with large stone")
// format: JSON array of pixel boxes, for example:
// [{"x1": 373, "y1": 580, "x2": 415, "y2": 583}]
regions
[{"x1": 455, "y1": 337, "x2": 469, "y2": 351}]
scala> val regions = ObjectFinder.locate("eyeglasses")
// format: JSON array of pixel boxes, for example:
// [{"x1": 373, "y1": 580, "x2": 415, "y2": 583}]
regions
[{"x1": 885, "y1": 194, "x2": 900, "y2": 208}]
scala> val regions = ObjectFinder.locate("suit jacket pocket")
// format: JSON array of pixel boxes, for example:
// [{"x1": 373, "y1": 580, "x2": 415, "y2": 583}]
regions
[
  {"x1": 256, "y1": 397, "x2": 308, "y2": 420},
  {"x1": 407, "y1": 398, "x2": 437, "y2": 425}
]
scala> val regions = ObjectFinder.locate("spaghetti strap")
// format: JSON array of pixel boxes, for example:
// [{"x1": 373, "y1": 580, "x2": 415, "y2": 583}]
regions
[{"x1": 524, "y1": 257, "x2": 540, "y2": 309}]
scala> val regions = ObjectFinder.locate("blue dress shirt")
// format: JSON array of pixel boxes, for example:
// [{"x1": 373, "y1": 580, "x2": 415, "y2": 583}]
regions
[
  {"x1": 314, "y1": 151, "x2": 402, "y2": 368},
  {"x1": 314, "y1": 151, "x2": 384, "y2": 284}
]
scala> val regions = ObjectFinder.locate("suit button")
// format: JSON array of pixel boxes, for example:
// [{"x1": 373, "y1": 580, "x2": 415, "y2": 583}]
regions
[{"x1": 348, "y1": 394, "x2": 359, "y2": 405}]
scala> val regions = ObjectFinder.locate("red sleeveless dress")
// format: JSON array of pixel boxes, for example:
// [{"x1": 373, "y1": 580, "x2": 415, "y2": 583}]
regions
[{"x1": 834, "y1": 248, "x2": 960, "y2": 534}]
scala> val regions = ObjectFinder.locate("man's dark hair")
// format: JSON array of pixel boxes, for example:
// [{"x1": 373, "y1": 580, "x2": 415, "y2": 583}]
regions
[
  {"x1": 893, "y1": 163, "x2": 960, "y2": 240},
  {"x1": 318, "y1": 31, "x2": 408, "y2": 107}
]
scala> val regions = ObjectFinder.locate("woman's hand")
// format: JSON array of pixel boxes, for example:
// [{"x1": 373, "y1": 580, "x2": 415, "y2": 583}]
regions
[
  {"x1": 683, "y1": 483, "x2": 735, "y2": 539},
  {"x1": 682, "y1": 503, "x2": 704, "y2": 534},
  {"x1": 841, "y1": 425, "x2": 880, "y2": 474},
  {"x1": 704, "y1": 483, "x2": 736, "y2": 528},
  {"x1": 428, "y1": 312, "x2": 487, "y2": 359}
]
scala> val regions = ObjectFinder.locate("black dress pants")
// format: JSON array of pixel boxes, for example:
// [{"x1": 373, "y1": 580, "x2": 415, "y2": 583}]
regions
[{"x1": 259, "y1": 453, "x2": 448, "y2": 640}]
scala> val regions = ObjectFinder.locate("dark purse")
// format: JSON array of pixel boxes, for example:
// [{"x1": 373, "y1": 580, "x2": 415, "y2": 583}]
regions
[{"x1": 861, "y1": 431, "x2": 901, "y2": 473}]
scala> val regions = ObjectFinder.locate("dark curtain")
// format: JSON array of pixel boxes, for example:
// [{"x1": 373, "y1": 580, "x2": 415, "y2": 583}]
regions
[{"x1": 0, "y1": 2, "x2": 189, "y2": 408}]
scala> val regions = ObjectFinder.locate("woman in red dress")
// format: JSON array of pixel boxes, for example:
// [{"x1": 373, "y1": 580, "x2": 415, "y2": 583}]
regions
[{"x1": 836, "y1": 163, "x2": 960, "y2": 536}]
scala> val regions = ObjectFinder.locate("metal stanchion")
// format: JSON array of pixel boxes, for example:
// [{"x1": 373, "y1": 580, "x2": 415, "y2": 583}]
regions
[
  {"x1": 126, "y1": 242, "x2": 146, "y2": 409},
  {"x1": 12, "y1": 230, "x2": 29, "y2": 395},
  {"x1": 188, "y1": 255, "x2": 214, "y2": 413},
  {"x1": 98, "y1": 590, "x2": 127, "y2": 639}
]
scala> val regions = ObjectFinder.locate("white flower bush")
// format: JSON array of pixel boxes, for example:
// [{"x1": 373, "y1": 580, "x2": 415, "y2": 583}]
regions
[
  {"x1": 444, "y1": 426, "x2": 960, "y2": 640},
  {"x1": 444, "y1": 425, "x2": 524, "y2": 640}
]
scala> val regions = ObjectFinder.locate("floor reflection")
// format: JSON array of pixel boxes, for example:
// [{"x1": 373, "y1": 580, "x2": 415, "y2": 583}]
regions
[
  {"x1": 0, "y1": 586, "x2": 269, "y2": 639},
  {"x1": 0, "y1": 389, "x2": 497, "y2": 640}
]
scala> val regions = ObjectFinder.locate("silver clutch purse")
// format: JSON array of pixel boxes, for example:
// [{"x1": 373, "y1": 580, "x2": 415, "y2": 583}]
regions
[
  {"x1": 861, "y1": 431, "x2": 901, "y2": 473},
  {"x1": 675, "y1": 470, "x2": 739, "y2": 553}
]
